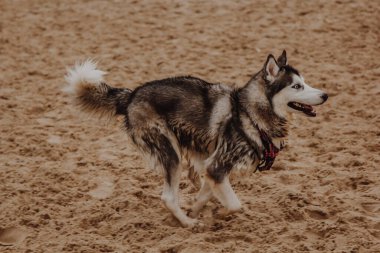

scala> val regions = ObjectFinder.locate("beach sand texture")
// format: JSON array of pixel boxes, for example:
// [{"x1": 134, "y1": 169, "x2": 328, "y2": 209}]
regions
[{"x1": 1, "y1": 0, "x2": 379, "y2": 252}]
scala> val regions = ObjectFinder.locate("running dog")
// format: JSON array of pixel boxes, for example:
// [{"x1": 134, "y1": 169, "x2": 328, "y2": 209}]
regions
[{"x1": 65, "y1": 51, "x2": 328, "y2": 227}]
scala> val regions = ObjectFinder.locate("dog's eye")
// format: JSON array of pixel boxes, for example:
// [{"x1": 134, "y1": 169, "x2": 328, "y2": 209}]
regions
[{"x1": 292, "y1": 84, "x2": 301, "y2": 89}]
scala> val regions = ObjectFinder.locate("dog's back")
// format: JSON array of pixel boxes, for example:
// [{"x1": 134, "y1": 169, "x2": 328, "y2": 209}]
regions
[
  {"x1": 64, "y1": 61, "x2": 231, "y2": 161},
  {"x1": 126, "y1": 76, "x2": 231, "y2": 154}
]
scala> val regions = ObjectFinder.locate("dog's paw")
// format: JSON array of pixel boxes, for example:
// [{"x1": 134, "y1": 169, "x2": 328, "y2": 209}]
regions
[
  {"x1": 188, "y1": 209, "x2": 200, "y2": 219},
  {"x1": 180, "y1": 217, "x2": 205, "y2": 231},
  {"x1": 214, "y1": 207, "x2": 242, "y2": 219},
  {"x1": 190, "y1": 220, "x2": 206, "y2": 233},
  {"x1": 180, "y1": 217, "x2": 198, "y2": 228}
]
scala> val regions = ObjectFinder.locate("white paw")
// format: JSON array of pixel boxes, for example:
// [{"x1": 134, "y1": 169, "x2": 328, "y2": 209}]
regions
[
  {"x1": 186, "y1": 219, "x2": 205, "y2": 232},
  {"x1": 188, "y1": 208, "x2": 200, "y2": 219},
  {"x1": 180, "y1": 217, "x2": 198, "y2": 228},
  {"x1": 180, "y1": 217, "x2": 205, "y2": 232},
  {"x1": 215, "y1": 206, "x2": 242, "y2": 218}
]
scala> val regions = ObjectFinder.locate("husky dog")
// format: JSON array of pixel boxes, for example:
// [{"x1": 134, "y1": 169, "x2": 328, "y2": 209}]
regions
[{"x1": 65, "y1": 51, "x2": 328, "y2": 227}]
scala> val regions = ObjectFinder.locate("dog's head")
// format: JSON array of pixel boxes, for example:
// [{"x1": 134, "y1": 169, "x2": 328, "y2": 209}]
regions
[{"x1": 262, "y1": 50, "x2": 328, "y2": 118}]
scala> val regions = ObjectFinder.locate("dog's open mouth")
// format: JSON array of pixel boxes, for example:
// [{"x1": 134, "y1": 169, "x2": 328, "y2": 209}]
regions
[{"x1": 288, "y1": 102, "x2": 316, "y2": 117}]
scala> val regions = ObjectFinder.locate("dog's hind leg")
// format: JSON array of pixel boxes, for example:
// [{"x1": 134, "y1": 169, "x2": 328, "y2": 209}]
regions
[
  {"x1": 189, "y1": 179, "x2": 213, "y2": 218},
  {"x1": 189, "y1": 180, "x2": 212, "y2": 218},
  {"x1": 138, "y1": 129, "x2": 197, "y2": 227},
  {"x1": 161, "y1": 165, "x2": 197, "y2": 227},
  {"x1": 207, "y1": 175, "x2": 242, "y2": 215}
]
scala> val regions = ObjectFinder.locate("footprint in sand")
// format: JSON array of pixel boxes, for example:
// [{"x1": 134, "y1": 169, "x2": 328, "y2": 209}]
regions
[
  {"x1": 36, "y1": 117, "x2": 54, "y2": 126},
  {"x1": 98, "y1": 149, "x2": 118, "y2": 161},
  {"x1": 368, "y1": 222, "x2": 380, "y2": 239},
  {"x1": 361, "y1": 202, "x2": 380, "y2": 213},
  {"x1": 88, "y1": 177, "x2": 115, "y2": 199},
  {"x1": 47, "y1": 135, "x2": 62, "y2": 145},
  {"x1": 305, "y1": 206, "x2": 329, "y2": 220},
  {"x1": 0, "y1": 227, "x2": 27, "y2": 246}
]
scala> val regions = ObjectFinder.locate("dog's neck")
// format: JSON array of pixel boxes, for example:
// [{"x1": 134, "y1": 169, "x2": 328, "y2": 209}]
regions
[{"x1": 237, "y1": 71, "x2": 288, "y2": 140}]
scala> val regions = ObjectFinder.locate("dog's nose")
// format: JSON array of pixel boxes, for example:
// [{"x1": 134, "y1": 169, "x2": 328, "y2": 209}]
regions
[{"x1": 321, "y1": 93, "x2": 328, "y2": 102}]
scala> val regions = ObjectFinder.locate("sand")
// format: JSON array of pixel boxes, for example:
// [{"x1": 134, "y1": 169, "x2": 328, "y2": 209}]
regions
[{"x1": 1, "y1": 0, "x2": 379, "y2": 252}]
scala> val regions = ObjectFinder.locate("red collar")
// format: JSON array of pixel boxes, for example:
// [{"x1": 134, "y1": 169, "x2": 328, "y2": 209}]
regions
[
  {"x1": 230, "y1": 91, "x2": 284, "y2": 172},
  {"x1": 255, "y1": 129, "x2": 283, "y2": 172}
]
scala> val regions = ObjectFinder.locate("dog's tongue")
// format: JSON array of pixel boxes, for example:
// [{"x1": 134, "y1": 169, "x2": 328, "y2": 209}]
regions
[
  {"x1": 288, "y1": 102, "x2": 316, "y2": 117},
  {"x1": 300, "y1": 103, "x2": 316, "y2": 117},
  {"x1": 304, "y1": 104, "x2": 313, "y2": 110}
]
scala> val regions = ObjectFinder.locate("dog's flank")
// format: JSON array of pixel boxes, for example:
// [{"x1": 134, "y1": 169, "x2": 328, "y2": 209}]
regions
[
  {"x1": 65, "y1": 51, "x2": 328, "y2": 227},
  {"x1": 64, "y1": 60, "x2": 132, "y2": 118}
]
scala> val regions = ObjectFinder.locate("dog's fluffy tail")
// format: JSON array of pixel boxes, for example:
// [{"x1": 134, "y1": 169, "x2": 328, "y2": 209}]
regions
[{"x1": 64, "y1": 60, "x2": 131, "y2": 118}]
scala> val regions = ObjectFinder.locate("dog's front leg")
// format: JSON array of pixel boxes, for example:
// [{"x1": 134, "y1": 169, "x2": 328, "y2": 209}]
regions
[{"x1": 207, "y1": 175, "x2": 242, "y2": 215}]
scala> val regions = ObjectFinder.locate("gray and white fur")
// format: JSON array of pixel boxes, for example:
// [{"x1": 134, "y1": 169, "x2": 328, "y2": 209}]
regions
[{"x1": 65, "y1": 51, "x2": 328, "y2": 227}]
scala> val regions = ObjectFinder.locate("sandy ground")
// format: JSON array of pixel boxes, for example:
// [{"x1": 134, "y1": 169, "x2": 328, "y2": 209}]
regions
[{"x1": 1, "y1": 0, "x2": 380, "y2": 252}]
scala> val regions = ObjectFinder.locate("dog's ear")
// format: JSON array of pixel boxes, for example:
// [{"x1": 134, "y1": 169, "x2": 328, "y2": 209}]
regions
[
  {"x1": 277, "y1": 50, "x2": 287, "y2": 67},
  {"x1": 264, "y1": 54, "x2": 280, "y2": 82}
]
